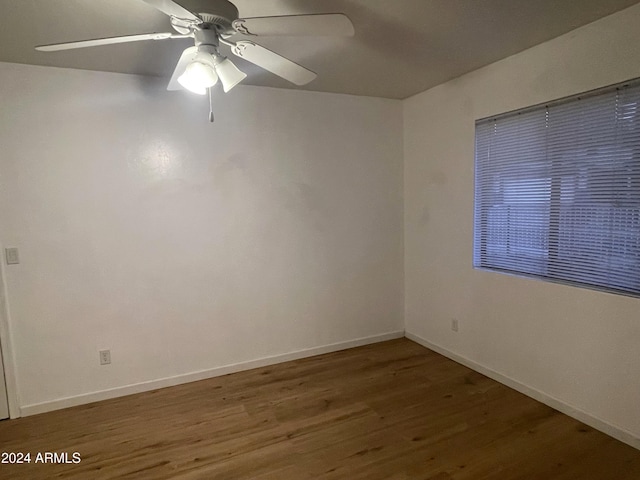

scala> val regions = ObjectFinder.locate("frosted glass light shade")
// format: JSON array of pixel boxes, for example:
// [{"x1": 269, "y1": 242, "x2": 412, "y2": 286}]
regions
[
  {"x1": 214, "y1": 59, "x2": 247, "y2": 93},
  {"x1": 178, "y1": 61, "x2": 218, "y2": 95}
]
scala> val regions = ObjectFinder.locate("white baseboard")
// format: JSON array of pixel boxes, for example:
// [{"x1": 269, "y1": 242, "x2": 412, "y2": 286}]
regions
[
  {"x1": 405, "y1": 331, "x2": 640, "y2": 451},
  {"x1": 20, "y1": 330, "x2": 405, "y2": 417}
]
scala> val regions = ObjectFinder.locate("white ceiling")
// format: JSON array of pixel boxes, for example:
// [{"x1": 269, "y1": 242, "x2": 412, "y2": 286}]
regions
[{"x1": 1, "y1": 0, "x2": 638, "y2": 99}]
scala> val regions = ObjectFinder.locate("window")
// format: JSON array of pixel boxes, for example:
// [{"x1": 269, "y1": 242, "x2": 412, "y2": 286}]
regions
[{"x1": 474, "y1": 80, "x2": 640, "y2": 297}]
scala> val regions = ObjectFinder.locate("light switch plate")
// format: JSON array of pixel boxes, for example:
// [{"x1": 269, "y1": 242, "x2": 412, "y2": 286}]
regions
[{"x1": 5, "y1": 248, "x2": 19, "y2": 265}]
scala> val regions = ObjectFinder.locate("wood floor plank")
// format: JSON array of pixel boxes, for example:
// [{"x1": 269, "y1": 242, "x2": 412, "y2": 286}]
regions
[{"x1": 0, "y1": 338, "x2": 638, "y2": 479}]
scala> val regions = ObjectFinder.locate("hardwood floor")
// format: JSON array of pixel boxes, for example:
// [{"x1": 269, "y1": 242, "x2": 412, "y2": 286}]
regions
[{"x1": 0, "y1": 338, "x2": 639, "y2": 479}]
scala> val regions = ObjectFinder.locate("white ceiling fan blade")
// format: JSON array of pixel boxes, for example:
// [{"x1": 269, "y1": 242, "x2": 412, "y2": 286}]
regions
[
  {"x1": 231, "y1": 41, "x2": 316, "y2": 86},
  {"x1": 167, "y1": 46, "x2": 198, "y2": 91},
  {"x1": 232, "y1": 14, "x2": 354, "y2": 37},
  {"x1": 141, "y1": 0, "x2": 201, "y2": 22},
  {"x1": 35, "y1": 32, "x2": 182, "y2": 52}
]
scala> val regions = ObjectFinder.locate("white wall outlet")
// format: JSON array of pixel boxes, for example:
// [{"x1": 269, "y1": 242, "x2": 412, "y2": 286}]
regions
[
  {"x1": 451, "y1": 319, "x2": 459, "y2": 332},
  {"x1": 5, "y1": 247, "x2": 19, "y2": 265},
  {"x1": 99, "y1": 350, "x2": 111, "y2": 365}
]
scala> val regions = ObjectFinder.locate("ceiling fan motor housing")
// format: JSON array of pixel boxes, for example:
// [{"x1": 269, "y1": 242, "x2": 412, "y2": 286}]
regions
[{"x1": 176, "y1": 0, "x2": 239, "y2": 34}]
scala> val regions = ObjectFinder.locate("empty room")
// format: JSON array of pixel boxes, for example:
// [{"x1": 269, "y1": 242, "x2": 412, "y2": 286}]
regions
[{"x1": 0, "y1": 0, "x2": 639, "y2": 478}]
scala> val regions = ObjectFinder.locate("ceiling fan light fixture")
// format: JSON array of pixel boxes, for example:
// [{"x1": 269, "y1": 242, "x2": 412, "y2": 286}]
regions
[
  {"x1": 214, "y1": 58, "x2": 247, "y2": 93},
  {"x1": 178, "y1": 60, "x2": 218, "y2": 95},
  {"x1": 35, "y1": 0, "x2": 355, "y2": 121}
]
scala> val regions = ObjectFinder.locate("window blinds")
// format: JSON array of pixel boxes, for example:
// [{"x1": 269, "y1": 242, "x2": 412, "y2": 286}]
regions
[{"x1": 474, "y1": 80, "x2": 640, "y2": 297}]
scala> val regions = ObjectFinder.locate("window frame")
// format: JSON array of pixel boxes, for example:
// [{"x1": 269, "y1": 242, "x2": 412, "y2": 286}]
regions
[{"x1": 473, "y1": 78, "x2": 640, "y2": 298}]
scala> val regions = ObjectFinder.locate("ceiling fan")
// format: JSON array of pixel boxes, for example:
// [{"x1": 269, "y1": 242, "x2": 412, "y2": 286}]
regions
[{"x1": 35, "y1": 0, "x2": 355, "y2": 121}]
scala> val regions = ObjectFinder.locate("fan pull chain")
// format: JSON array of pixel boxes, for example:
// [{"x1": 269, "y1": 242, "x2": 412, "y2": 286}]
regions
[{"x1": 208, "y1": 87, "x2": 215, "y2": 123}]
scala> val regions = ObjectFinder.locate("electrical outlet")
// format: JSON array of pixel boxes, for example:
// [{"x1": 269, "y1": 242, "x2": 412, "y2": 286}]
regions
[
  {"x1": 5, "y1": 247, "x2": 19, "y2": 265},
  {"x1": 99, "y1": 350, "x2": 111, "y2": 365},
  {"x1": 451, "y1": 319, "x2": 459, "y2": 332}
]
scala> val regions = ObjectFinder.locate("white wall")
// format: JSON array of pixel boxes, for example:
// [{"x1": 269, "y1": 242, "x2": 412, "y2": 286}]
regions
[
  {"x1": 0, "y1": 62, "x2": 403, "y2": 411},
  {"x1": 404, "y1": 4, "x2": 640, "y2": 444}
]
